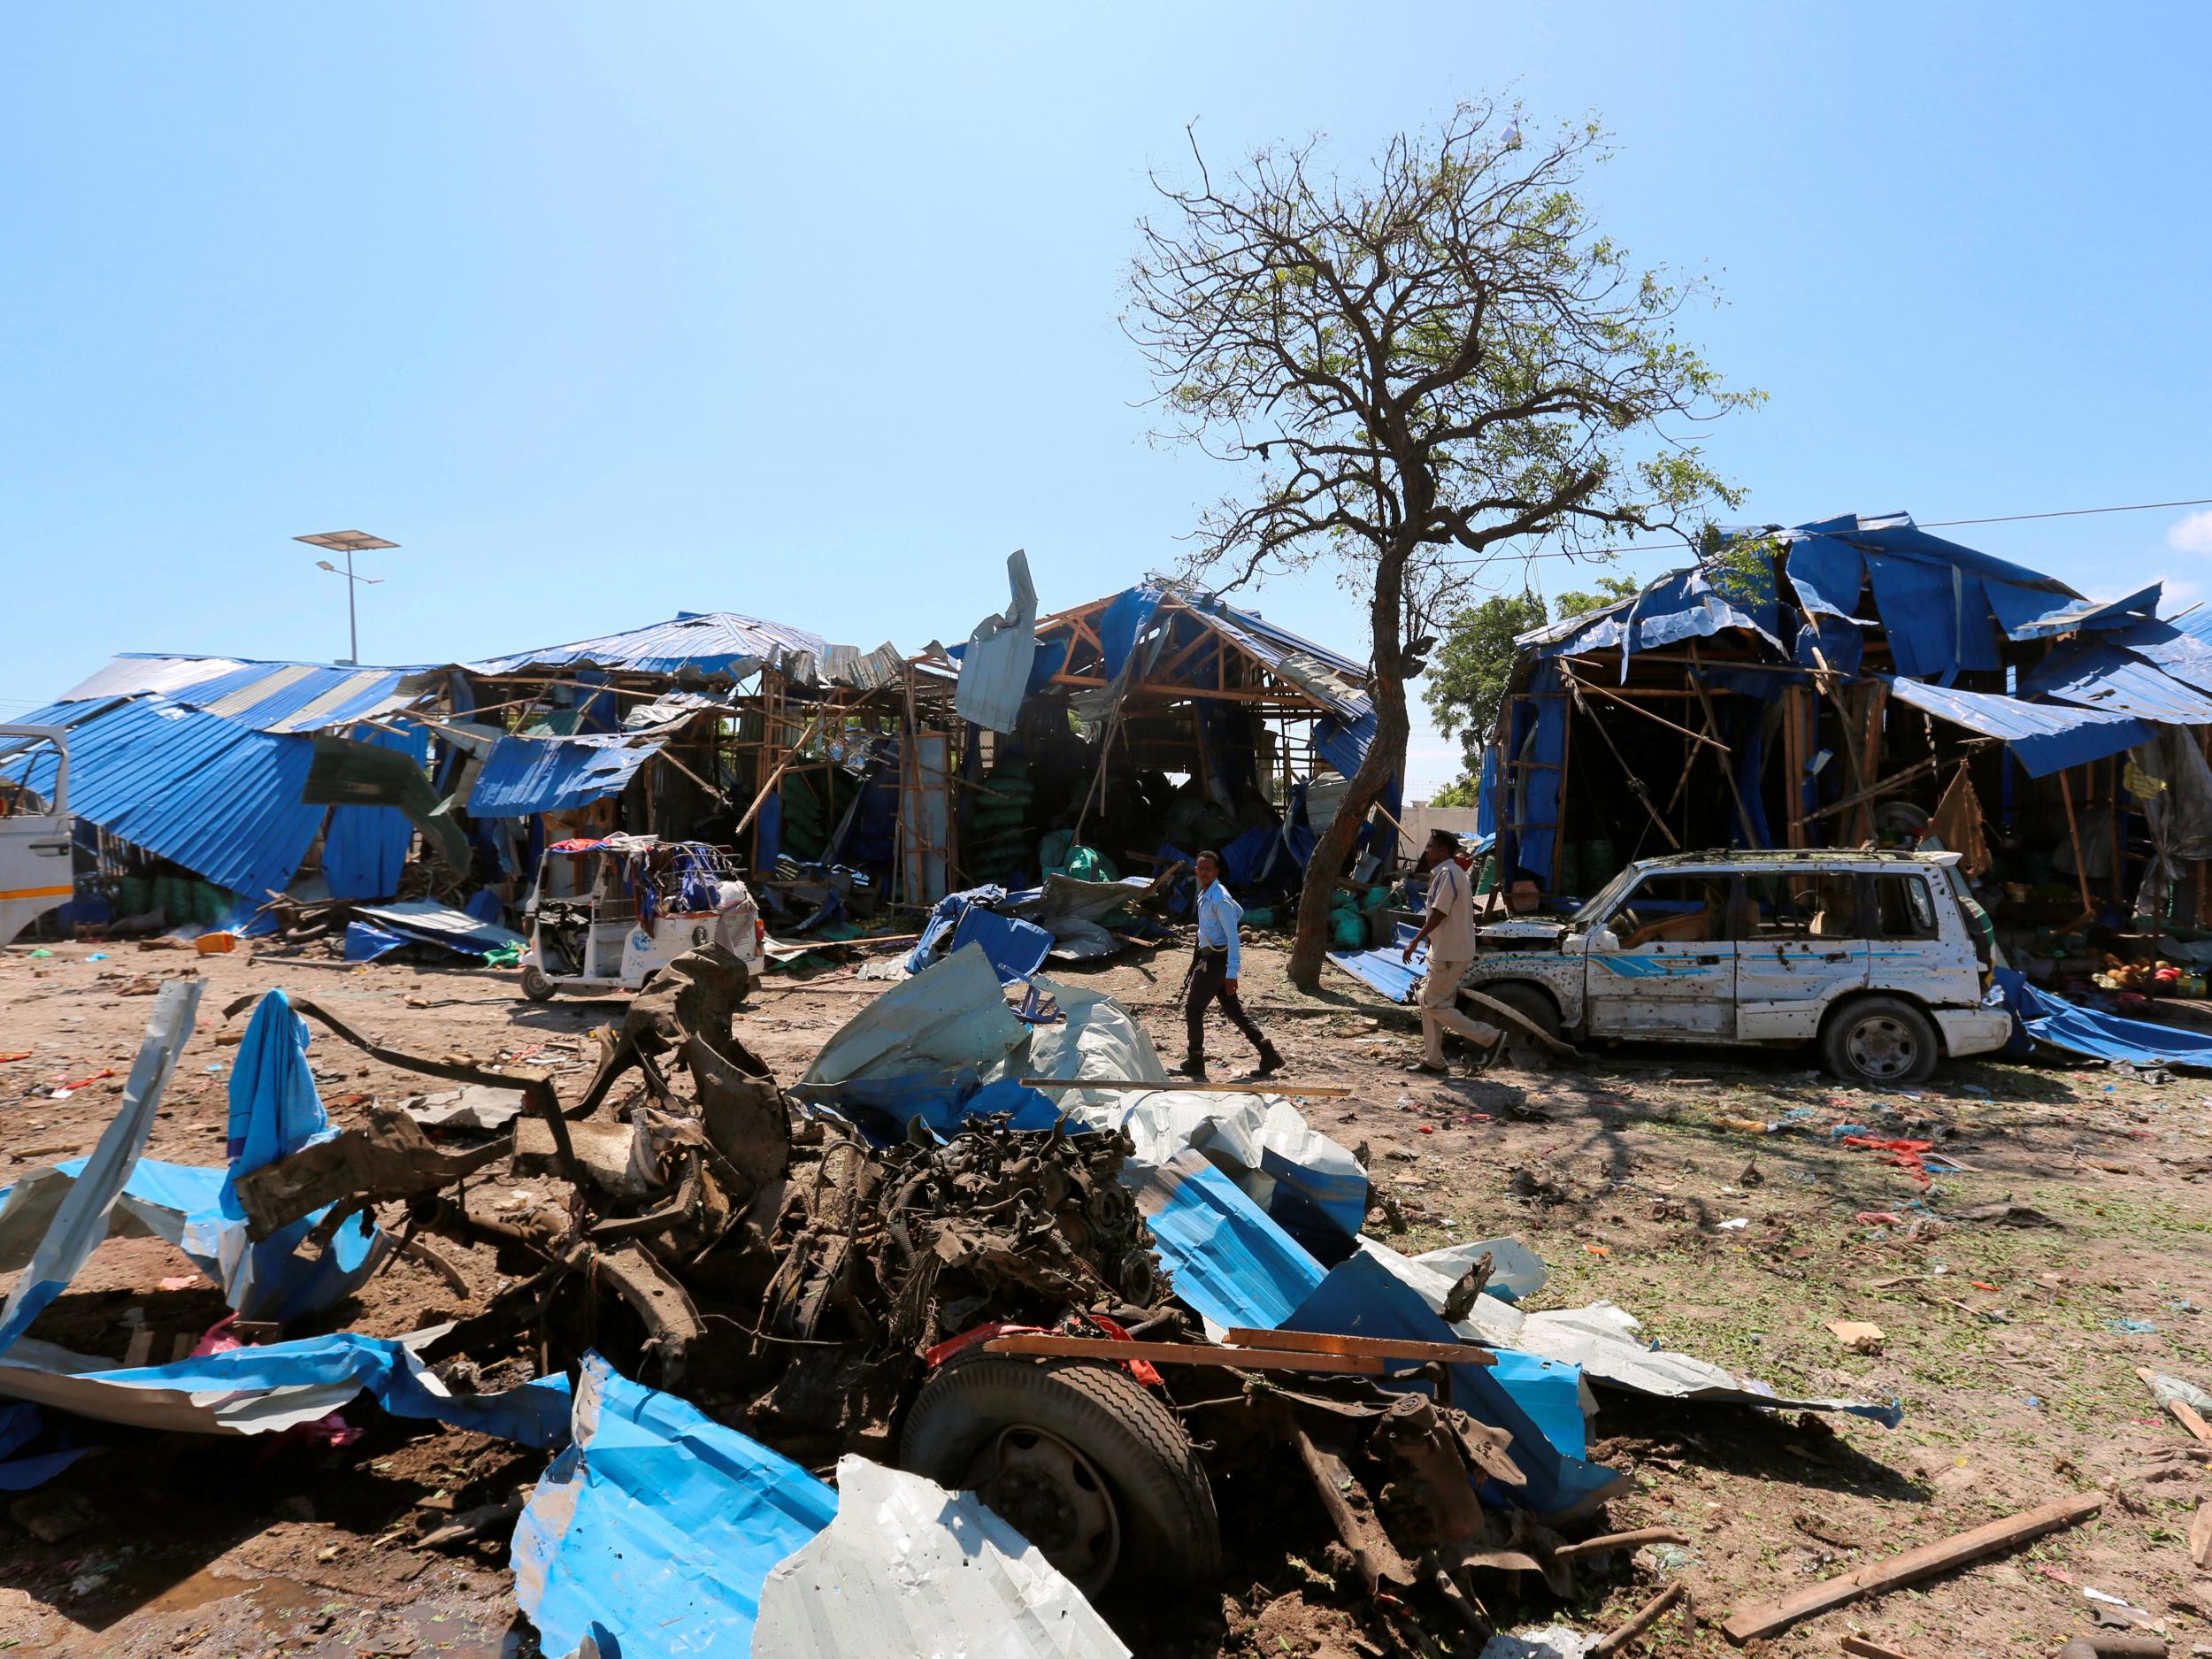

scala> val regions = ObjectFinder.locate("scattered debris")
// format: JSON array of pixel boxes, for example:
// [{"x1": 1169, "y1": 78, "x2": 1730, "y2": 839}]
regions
[{"x1": 1719, "y1": 1492, "x2": 2105, "y2": 1643}]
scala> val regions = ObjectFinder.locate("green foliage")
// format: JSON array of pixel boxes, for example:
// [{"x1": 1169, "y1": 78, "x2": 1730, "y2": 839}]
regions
[
  {"x1": 1428, "y1": 773, "x2": 1479, "y2": 808},
  {"x1": 1422, "y1": 590, "x2": 1548, "y2": 763},
  {"x1": 1552, "y1": 573, "x2": 1641, "y2": 620}
]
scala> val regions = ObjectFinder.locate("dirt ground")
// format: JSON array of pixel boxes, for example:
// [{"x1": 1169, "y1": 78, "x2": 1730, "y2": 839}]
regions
[{"x1": 0, "y1": 929, "x2": 2208, "y2": 1657}]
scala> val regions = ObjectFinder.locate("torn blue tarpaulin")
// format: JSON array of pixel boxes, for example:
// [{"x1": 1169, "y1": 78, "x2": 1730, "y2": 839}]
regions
[
  {"x1": 1499, "y1": 661, "x2": 1565, "y2": 883},
  {"x1": 1525, "y1": 562, "x2": 1782, "y2": 675},
  {"x1": 1879, "y1": 675, "x2": 2150, "y2": 778},
  {"x1": 949, "y1": 904, "x2": 1052, "y2": 985},
  {"x1": 0, "y1": 1404, "x2": 88, "y2": 1491},
  {"x1": 1284, "y1": 1248, "x2": 1624, "y2": 1520},
  {"x1": 954, "y1": 549, "x2": 1039, "y2": 735},
  {"x1": 219, "y1": 991, "x2": 389, "y2": 1322},
  {"x1": 1128, "y1": 1150, "x2": 1325, "y2": 1334},
  {"x1": 813, "y1": 1072, "x2": 1070, "y2": 1145},
  {"x1": 2021, "y1": 638, "x2": 2212, "y2": 725},
  {"x1": 1997, "y1": 969, "x2": 2212, "y2": 1070},
  {"x1": 1989, "y1": 580, "x2": 2162, "y2": 640},
  {"x1": 904, "y1": 884, "x2": 1009, "y2": 974},
  {"x1": 512, "y1": 1351, "x2": 837, "y2": 1659},
  {"x1": 0, "y1": 1330, "x2": 570, "y2": 1441}
]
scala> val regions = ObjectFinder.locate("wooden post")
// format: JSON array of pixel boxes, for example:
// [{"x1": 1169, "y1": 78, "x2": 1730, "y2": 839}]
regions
[
  {"x1": 1687, "y1": 647, "x2": 1757, "y2": 848},
  {"x1": 1853, "y1": 680, "x2": 1888, "y2": 844},
  {"x1": 2059, "y1": 767, "x2": 2094, "y2": 926},
  {"x1": 1782, "y1": 684, "x2": 1807, "y2": 849}
]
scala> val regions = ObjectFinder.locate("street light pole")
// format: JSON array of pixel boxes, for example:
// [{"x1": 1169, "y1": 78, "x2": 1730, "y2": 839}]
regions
[{"x1": 294, "y1": 531, "x2": 398, "y2": 664}]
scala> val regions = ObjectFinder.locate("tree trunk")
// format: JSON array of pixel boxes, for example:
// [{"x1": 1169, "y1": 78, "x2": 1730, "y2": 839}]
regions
[{"x1": 1287, "y1": 545, "x2": 1413, "y2": 991}]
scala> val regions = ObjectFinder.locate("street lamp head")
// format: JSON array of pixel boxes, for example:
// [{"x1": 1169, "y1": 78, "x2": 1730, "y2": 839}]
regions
[
  {"x1": 315, "y1": 559, "x2": 337, "y2": 572},
  {"x1": 294, "y1": 530, "x2": 399, "y2": 554}
]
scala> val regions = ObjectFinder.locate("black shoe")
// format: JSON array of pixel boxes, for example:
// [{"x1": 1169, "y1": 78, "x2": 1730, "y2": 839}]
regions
[
  {"x1": 1405, "y1": 1060, "x2": 1448, "y2": 1076},
  {"x1": 1248, "y1": 1044, "x2": 1286, "y2": 1079},
  {"x1": 1172, "y1": 1058, "x2": 1209, "y2": 1081}
]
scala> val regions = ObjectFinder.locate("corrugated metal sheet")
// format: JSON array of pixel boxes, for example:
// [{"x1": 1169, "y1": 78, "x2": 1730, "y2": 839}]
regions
[
  {"x1": 57, "y1": 657, "x2": 413, "y2": 733},
  {"x1": 465, "y1": 612, "x2": 905, "y2": 691},
  {"x1": 1, "y1": 696, "x2": 323, "y2": 900},
  {"x1": 466, "y1": 731, "x2": 670, "y2": 817},
  {"x1": 1880, "y1": 675, "x2": 2150, "y2": 779},
  {"x1": 2022, "y1": 640, "x2": 2212, "y2": 725},
  {"x1": 2112, "y1": 613, "x2": 2212, "y2": 697}
]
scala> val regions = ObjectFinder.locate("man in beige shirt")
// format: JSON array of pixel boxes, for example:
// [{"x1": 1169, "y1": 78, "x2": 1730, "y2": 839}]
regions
[{"x1": 1401, "y1": 829, "x2": 1502, "y2": 1073}]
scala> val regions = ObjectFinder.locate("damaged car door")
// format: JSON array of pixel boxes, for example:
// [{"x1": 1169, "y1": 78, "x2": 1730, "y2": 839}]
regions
[
  {"x1": 1581, "y1": 871, "x2": 1738, "y2": 1039},
  {"x1": 0, "y1": 726, "x2": 73, "y2": 949},
  {"x1": 1732, "y1": 871, "x2": 1870, "y2": 1041}
]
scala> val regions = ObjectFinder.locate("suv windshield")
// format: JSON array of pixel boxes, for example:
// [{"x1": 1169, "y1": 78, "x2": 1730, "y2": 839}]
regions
[{"x1": 1570, "y1": 866, "x2": 1642, "y2": 925}]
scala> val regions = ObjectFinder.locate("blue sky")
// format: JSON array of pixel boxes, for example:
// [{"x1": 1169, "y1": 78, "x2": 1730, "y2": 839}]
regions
[{"x1": 4, "y1": 4, "x2": 2207, "y2": 795}]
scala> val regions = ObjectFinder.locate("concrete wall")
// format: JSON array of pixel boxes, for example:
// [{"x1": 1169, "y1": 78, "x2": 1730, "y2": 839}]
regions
[{"x1": 1399, "y1": 801, "x2": 1485, "y2": 863}]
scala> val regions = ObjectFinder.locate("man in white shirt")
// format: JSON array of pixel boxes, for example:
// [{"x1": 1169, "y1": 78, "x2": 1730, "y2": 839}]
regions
[{"x1": 1401, "y1": 829, "x2": 1502, "y2": 1074}]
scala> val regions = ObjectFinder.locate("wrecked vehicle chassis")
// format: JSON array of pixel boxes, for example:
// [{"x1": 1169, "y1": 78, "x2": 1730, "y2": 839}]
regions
[{"x1": 226, "y1": 945, "x2": 1614, "y2": 1639}]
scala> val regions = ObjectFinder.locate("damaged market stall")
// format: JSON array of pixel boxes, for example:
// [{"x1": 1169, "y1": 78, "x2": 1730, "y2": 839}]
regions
[
  {"x1": 1472, "y1": 513, "x2": 2212, "y2": 1055},
  {"x1": 0, "y1": 655, "x2": 442, "y2": 936},
  {"x1": 422, "y1": 608, "x2": 969, "y2": 926},
  {"x1": 949, "y1": 571, "x2": 1396, "y2": 916}
]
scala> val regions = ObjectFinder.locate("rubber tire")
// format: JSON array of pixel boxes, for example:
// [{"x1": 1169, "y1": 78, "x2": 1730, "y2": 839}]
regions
[
  {"x1": 518, "y1": 964, "x2": 557, "y2": 1002},
  {"x1": 1821, "y1": 995, "x2": 1939, "y2": 1085},
  {"x1": 1475, "y1": 980, "x2": 1563, "y2": 1041},
  {"x1": 899, "y1": 1355, "x2": 1221, "y2": 1591},
  {"x1": 728, "y1": 956, "x2": 751, "y2": 1003}
]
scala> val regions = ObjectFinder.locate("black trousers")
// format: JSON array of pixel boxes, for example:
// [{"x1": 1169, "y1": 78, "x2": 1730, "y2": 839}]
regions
[{"x1": 1185, "y1": 948, "x2": 1270, "y2": 1061}]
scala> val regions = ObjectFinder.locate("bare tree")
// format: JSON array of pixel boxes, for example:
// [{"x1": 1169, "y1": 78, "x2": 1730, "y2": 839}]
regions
[{"x1": 1126, "y1": 100, "x2": 1758, "y2": 988}]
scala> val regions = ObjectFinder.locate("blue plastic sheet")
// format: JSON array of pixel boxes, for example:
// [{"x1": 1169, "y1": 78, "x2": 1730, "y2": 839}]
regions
[
  {"x1": 1283, "y1": 1250, "x2": 1624, "y2": 1519},
  {"x1": 0, "y1": 1332, "x2": 570, "y2": 1443},
  {"x1": 0, "y1": 1404, "x2": 88, "y2": 1490},
  {"x1": 1998, "y1": 970, "x2": 2212, "y2": 1070},
  {"x1": 512, "y1": 1352, "x2": 836, "y2": 1659},
  {"x1": 220, "y1": 991, "x2": 385, "y2": 1323},
  {"x1": 1131, "y1": 1153, "x2": 1325, "y2": 1333},
  {"x1": 948, "y1": 905, "x2": 1052, "y2": 985}
]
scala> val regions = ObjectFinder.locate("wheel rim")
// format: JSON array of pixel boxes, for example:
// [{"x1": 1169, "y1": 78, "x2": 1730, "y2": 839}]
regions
[
  {"x1": 1845, "y1": 1015, "x2": 1918, "y2": 1079},
  {"x1": 964, "y1": 1425, "x2": 1121, "y2": 1593}
]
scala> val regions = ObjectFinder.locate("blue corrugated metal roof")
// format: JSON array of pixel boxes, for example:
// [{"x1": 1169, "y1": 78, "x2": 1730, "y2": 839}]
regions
[
  {"x1": 2, "y1": 696, "x2": 324, "y2": 899},
  {"x1": 2021, "y1": 639, "x2": 2212, "y2": 725},
  {"x1": 58, "y1": 656, "x2": 414, "y2": 733},
  {"x1": 466, "y1": 731, "x2": 670, "y2": 817},
  {"x1": 1880, "y1": 675, "x2": 2149, "y2": 778},
  {"x1": 465, "y1": 612, "x2": 905, "y2": 690}
]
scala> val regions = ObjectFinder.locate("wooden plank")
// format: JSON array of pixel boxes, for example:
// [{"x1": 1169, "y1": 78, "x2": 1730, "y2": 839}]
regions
[
  {"x1": 2191, "y1": 1500, "x2": 2212, "y2": 1571},
  {"x1": 1593, "y1": 1584, "x2": 1688, "y2": 1658},
  {"x1": 1552, "y1": 1526, "x2": 1689, "y2": 1561},
  {"x1": 2138, "y1": 1366, "x2": 2212, "y2": 1447},
  {"x1": 1720, "y1": 1492, "x2": 2102, "y2": 1644},
  {"x1": 1839, "y1": 1640, "x2": 1914, "y2": 1659},
  {"x1": 1017, "y1": 1076, "x2": 1352, "y2": 1098},
  {"x1": 1223, "y1": 1327, "x2": 1497, "y2": 1367},
  {"x1": 983, "y1": 1333, "x2": 1385, "y2": 1374}
]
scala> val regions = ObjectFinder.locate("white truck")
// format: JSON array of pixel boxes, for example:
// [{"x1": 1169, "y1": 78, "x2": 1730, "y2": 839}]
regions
[
  {"x1": 1459, "y1": 849, "x2": 2011, "y2": 1084},
  {"x1": 0, "y1": 726, "x2": 73, "y2": 949}
]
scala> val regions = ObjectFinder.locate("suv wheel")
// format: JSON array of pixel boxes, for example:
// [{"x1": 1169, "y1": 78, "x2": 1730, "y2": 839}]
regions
[{"x1": 1822, "y1": 995, "x2": 1939, "y2": 1085}]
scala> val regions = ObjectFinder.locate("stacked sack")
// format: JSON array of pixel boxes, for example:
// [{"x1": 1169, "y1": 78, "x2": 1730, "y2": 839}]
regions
[{"x1": 964, "y1": 755, "x2": 1034, "y2": 883}]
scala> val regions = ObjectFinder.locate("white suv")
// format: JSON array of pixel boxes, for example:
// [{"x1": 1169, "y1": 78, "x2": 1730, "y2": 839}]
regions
[{"x1": 1461, "y1": 850, "x2": 2010, "y2": 1084}]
